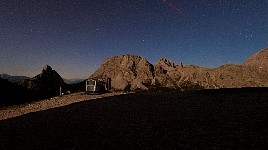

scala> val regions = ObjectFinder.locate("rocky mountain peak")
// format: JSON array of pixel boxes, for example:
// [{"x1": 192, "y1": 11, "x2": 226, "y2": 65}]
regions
[
  {"x1": 90, "y1": 54, "x2": 154, "y2": 91},
  {"x1": 157, "y1": 58, "x2": 177, "y2": 69},
  {"x1": 42, "y1": 64, "x2": 52, "y2": 72},
  {"x1": 23, "y1": 65, "x2": 66, "y2": 97}
]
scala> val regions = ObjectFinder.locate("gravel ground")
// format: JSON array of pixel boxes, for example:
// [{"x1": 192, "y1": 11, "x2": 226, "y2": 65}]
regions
[
  {"x1": 0, "y1": 88, "x2": 268, "y2": 149},
  {"x1": 0, "y1": 92, "x2": 129, "y2": 120}
]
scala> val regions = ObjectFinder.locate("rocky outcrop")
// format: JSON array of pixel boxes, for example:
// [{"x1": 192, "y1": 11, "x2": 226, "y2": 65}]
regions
[
  {"x1": 244, "y1": 47, "x2": 268, "y2": 69},
  {"x1": 90, "y1": 54, "x2": 154, "y2": 91},
  {"x1": 153, "y1": 47, "x2": 268, "y2": 89},
  {"x1": 23, "y1": 65, "x2": 66, "y2": 97},
  {"x1": 90, "y1": 47, "x2": 268, "y2": 91}
]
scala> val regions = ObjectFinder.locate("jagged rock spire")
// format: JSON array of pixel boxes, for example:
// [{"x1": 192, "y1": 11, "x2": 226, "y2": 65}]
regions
[{"x1": 43, "y1": 64, "x2": 52, "y2": 72}]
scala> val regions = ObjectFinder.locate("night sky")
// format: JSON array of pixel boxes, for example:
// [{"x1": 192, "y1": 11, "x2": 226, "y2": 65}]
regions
[{"x1": 1, "y1": 0, "x2": 267, "y2": 79}]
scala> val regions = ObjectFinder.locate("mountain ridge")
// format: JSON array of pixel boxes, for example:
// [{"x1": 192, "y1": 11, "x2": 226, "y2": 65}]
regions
[
  {"x1": 90, "y1": 47, "x2": 268, "y2": 90},
  {"x1": 1, "y1": 47, "x2": 267, "y2": 107},
  {"x1": 0, "y1": 74, "x2": 30, "y2": 84}
]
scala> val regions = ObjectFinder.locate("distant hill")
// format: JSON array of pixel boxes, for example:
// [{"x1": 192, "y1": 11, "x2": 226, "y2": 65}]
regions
[
  {"x1": 90, "y1": 47, "x2": 268, "y2": 91},
  {"x1": 0, "y1": 74, "x2": 30, "y2": 84},
  {"x1": 63, "y1": 78, "x2": 84, "y2": 84},
  {"x1": 0, "y1": 77, "x2": 31, "y2": 106}
]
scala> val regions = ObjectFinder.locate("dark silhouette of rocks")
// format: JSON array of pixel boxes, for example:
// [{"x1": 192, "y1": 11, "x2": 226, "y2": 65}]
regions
[
  {"x1": 0, "y1": 77, "x2": 31, "y2": 106},
  {"x1": 23, "y1": 64, "x2": 66, "y2": 98},
  {"x1": 0, "y1": 74, "x2": 30, "y2": 84},
  {"x1": 1, "y1": 65, "x2": 83, "y2": 107},
  {"x1": 90, "y1": 47, "x2": 268, "y2": 90}
]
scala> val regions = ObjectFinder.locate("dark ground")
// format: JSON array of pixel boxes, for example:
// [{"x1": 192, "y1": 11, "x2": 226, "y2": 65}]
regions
[{"x1": 0, "y1": 88, "x2": 268, "y2": 149}]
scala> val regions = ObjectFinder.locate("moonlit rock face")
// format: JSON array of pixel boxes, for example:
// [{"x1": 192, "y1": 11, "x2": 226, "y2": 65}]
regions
[
  {"x1": 244, "y1": 47, "x2": 268, "y2": 69},
  {"x1": 90, "y1": 47, "x2": 268, "y2": 91},
  {"x1": 90, "y1": 54, "x2": 154, "y2": 90}
]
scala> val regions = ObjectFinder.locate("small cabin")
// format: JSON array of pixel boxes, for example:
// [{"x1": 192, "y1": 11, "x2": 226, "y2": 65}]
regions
[{"x1": 86, "y1": 78, "x2": 111, "y2": 93}]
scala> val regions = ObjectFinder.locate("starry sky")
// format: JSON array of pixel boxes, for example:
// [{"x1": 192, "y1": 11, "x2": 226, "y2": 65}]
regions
[{"x1": 0, "y1": 0, "x2": 267, "y2": 79}]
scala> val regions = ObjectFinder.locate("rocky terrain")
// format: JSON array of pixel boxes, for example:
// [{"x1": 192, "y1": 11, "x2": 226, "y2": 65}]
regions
[
  {"x1": 91, "y1": 47, "x2": 268, "y2": 90},
  {"x1": 90, "y1": 54, "x2": 154, "y2": 91},
  {"x1": 244, "y1": 47, "x2": 268, "y2": 69}
]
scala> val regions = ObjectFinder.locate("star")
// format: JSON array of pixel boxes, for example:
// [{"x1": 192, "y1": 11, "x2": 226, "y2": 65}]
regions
[{"x1": 0, "y1": 0, "x2": 267, "y2": 79}]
